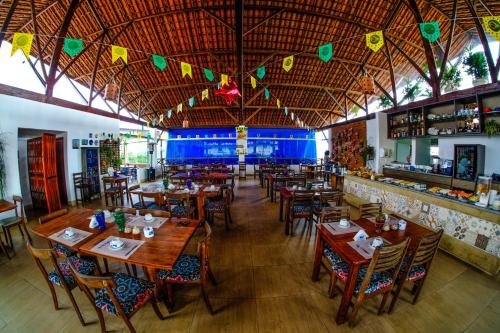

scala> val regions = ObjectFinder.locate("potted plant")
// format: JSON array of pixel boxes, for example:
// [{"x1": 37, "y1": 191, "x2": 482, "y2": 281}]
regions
[
  {"x1": 441, "y1": 64, "x2": 462, "y2": 93},
  {"x1": 463, "y1": 51, "x2": 488, "y2": 86},
  {"x1": 402, "y1": 79, "x2": 422, "y2": 103},
  {"x1": 485, "y1": 119, "x2": 500, "y2": 137},
  {"x1": 0, "y1": 134, "x2": 6, "y2": 199},
  {"x1": 378, "y1": 94, "x2": 393, "y2": 110}
]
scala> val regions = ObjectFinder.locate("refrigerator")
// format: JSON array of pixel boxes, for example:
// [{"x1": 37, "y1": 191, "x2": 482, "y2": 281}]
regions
[{"x1": 82, "y1": 148, "x2": 101, "y2": 198}]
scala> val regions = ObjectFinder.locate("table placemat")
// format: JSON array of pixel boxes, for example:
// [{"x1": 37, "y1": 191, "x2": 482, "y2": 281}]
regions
[
  {"x1": 90, "y1": 237, "x2": 145, "y2": 260},
  {"x1": 203, "y1": 186, "x2": 220, "y2": 192},
  {"x1": 347, "y1": 237, "x2": 391, "y2": 259},
  {"x1": 48, "y1": 228, "x2": 93, "y2": 247},
  {"x1": 324, "y1": 221, "x2": 362, "y2": 235},
  {"x1": 366, "y1": 216, "x2": 399, "y2": 225},
  {"x1": 124, "y1": 214, "x2": 167, "y2": 229}
]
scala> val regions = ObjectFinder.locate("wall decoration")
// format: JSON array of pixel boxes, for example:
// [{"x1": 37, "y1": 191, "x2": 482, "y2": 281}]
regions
[{"x1": 331, "y1": 119, "x2": 367, "y2": 170}]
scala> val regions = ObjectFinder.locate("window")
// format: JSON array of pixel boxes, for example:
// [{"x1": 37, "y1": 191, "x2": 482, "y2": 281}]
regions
[{"x1": 122, "y1": 139, "x2": 149, "y2": 164}]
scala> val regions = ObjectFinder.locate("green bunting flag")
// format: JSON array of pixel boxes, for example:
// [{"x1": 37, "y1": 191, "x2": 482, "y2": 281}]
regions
[
  {"x1": 204, "y1": 68, "x2": 215, "y2": 81},
  {"x1": 318, "y1": 43, "x2": 333, "y2": 62},
  {"x1": 126, "y1": 133, "x2": 131, "y2": 139},
  {"x1": 217, "y1": 82, "x2": 221, "y2": 89},
  {"x1": 264, "y1": 88, "x2": 270, "y2": 100},
  {"x1": 152, "y1": 54, "x2": 167, "y2": 70},
  {"x1": 63, "y1": 38, "x2": 83, "y2": 56},
  {"x1": 189, "y1": 96, "x2": 195, "y2": 107},
  {"x1": 152, "y1": 118, "x2": 157, "y2": 127},
  {"x1": 420, "y1": 21, "x2": 440, "y2": 42},
  {"x1": 167, "y1": 109, "x2": 172, "y2": 118},
  {"x1": 257, "y1": 66, "x2": 266, "y2": 80}
]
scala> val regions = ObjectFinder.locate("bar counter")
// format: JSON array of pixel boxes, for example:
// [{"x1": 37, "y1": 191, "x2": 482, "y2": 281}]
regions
[{"x1": 344, "y1": 175, "x2": 500, "y2": 275}]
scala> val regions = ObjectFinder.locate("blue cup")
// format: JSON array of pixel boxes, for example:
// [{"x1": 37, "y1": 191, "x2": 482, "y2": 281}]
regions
[{"x1": 95, "y1": 212, "x2": 106, "y2": 231}]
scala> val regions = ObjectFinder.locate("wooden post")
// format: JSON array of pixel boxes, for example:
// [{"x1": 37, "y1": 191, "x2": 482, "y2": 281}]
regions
[{"x1": 0, "y1": 0, "x2": 18, "y2": 48}]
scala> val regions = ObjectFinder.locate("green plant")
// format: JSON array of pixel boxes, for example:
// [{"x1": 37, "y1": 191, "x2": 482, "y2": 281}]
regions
[
  {"x1": 485, "y1": 119, "x2": 500, "y2": 137},
  {"x1": 101, "y1": 145, "x2": 120, "y2": 169},
  {"x1": 441, "y1": 64, "x2": 462, "y2": 91},
  {"x1": 402, "y1": 79, "x2": 422, "y2": 102},
  {"x1": 0, "y1": 134, "x2": 6, "y2": 199},
  {"x1": 351, "y1": 105, "x2": 360, "y2": 117},
  {"x1": 378, "y1": 94, "x2": 393, "y2": 109},
  {"x1": 463, "y1": 51, "x2": 488, "y2": 80}
]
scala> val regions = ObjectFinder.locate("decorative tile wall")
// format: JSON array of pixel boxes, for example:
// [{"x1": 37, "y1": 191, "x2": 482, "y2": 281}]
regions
[{"x1": 345, "y1": 178, "x2": 500, "y2": 258}]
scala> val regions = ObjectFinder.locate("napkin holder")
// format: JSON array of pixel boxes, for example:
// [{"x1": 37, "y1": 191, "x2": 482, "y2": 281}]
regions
[{"x1": 353, "y1": 230, "x2": 368, "y2": 241}]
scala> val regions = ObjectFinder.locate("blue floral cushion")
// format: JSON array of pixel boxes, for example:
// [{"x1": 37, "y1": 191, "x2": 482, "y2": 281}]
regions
[
  {"x1": 52, "y1": 243, "x2": 76, "y2": 257},
  {"x1": 95, "y1": 273, "x2": 155, "y2": 315},
  {"x1": 399, "y1": 256, "x2": 426, "y2": 282},
  {"x1": 133, "y1": 200, "x2": 155, "y2": 209},
  {"x1": 147, "y1": 204, "x2": 166, "y2": 211},
  {"x1": 48, "y1": 256, "x2": 95, "y2": 287},
  {"x1": 157, "y1": 254, "x2": 201, "y2": 282},
  {"x1": 206, "y1": 200, "x2": 226, "y2": 212},
  {"x1": 171, "y1": 206, "x2": 194, "y2": 217},
  {"x1": 292, "y1": 205, "x2": 312, "y2": 217},
  {"x1": 324, "y1": 245, "x2": 349, "y2": 281},
  {"x1": 167, "y1": 198, "x2": 182, "y2": 205}
]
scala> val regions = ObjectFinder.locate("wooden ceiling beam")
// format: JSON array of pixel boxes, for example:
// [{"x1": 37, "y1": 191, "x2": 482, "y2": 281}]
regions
[
  {"x1": 201, "y1": 8, "x2": 235, "y2": 32},
  {"x1": 386, "y1": 35, "x2": 430, "y2": 84},
  {"x1": 437, "y1": 0, "x2": 457, "y2": 83},
  {"x1": 17, "y1": 0, "x2": 59, "y2": 31},
  {"x1": 0, "y1": 0, "x2": 19, "y2": 50},
  {"x1": 235, "y1": 0, "x2": 244, "y2": 123},
  {"x1": 243, "y1": 9, "x2": 284, "y2": 36},
  {"x1": 30, "y1": 0, "x2": 49, "y2": 82}
]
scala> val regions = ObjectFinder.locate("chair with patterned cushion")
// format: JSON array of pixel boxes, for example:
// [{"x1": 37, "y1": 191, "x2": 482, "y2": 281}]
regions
[
  {"x1": 359, "y1": 202, "x2": 382, "y2": 218},
  {"x1": 319, "y1": 206, "x2": 350, "y2": 224},
  {"x1": 157, "y1": 222, "x2": 217, "y2": 314},
  {"x1": 69, "y1": 266, "x2": 165, "y2": 333},
  {"x1": 272, "y1": 175, "x2": 288, "y2": 202},
  {"x1": 312, "y1": 191, "x2": 338, "y2": 222},
  {"x1": 26, "y1": 242, "x2": 96, "y2": 327},
  {"x1": 205, "y1": 185, "x2": 233, "y2": 230},
  {"x1": 0, "y1": 195, "x2": 32, "y2": 252},
  {"x1": 127, "y1": 184, "x2": 141, "y2": 208},
  {"x1": 140, "y1": 191, "x2": 165, "y2": 210},
  {"x1": 327, "y1": 238, "x2": 409, "y2": 326},
  {"x1": 388, "y1": 229, "x2": 443, "y2": 313},
  {"x1": 289, "y1": 191, "x2": 314, "y2": 235},
  {"x1": 165, "y1": 192, "x2": 195, "y2": 218},
  {"x1": 38, "y1": 209, "x2": 78, "y2": 258},
  {"x1": 103, "y1": 177, "x2": 122, "y2": 206}
]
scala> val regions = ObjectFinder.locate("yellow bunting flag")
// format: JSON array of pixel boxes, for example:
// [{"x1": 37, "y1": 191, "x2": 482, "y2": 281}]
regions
[
  {"x1": 10, "y1": 33, "x2": 33, "y2": 57},
  {"x1": 111, "y1": 45, "x2": 128, "y2": 64},
  {"x1": 221, "y1": 74, "x2": 229, "y2": 86},
  {"x1": 282, "y1": 55, "x2": 294, "y2": 72},
  {"x1": 202, "y1": 89, "x2": 209, "y2": 101},
  {"x1": 137, "y1": 133, "x2": 142, "y2": 139},
  {"x1": 366, "y1": 31, "x2": 384, "y2": 52},
  {"x1": 250, "y1": 76, "x2": 257, "y2": 89},
  {"x1": 159, "y1": 114, "x2": 164, "y2": 123},
  {"x1": 177, "y1": 103, "x2": 183, "y2": 113},
  {"x1": 181, "y1": 62, "x2": 192, "y2": 78},
  {"x1": 483, "y1": 16, "x2": 500, "y2": 41},
  {"x1": 277, "y1": 99, "x2": 281, "y2": 109}
]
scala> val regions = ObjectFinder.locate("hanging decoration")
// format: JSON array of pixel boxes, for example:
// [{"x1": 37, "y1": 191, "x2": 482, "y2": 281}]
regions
[
  {"x1": 221, "y1": 74, "x2": 229, "y2": 86},
  {"x1": 137, "y1": 133, "x2": 142, "y2": 139},
  {"x1": 419, "y1": 21, "x2": 441, "y2": 42},
  {"x1": 256, "y1": 66, "x2": 266, "y2": 79},
  {"x1": 277, "y1": 99, "x2": 281, "y2": 109},
  {"x1": 111, "y1": 45, "x2": 127, "y2": 64},
  {"x1": 177, "y1": 103, "x2": 183, "y2": 113},
  {"x1": 202, "y1": 89, "x2": 209, "y2": 101},
  {"x1": 483, "y1": 16, "x2": 500, "y2": 41},
  {"x1": 63, "y1": 38, "x2": 83, "y2": 56},
  {"x1": 285, "y1": 107, "x2": 288, "y2": 116},
  {"x1": 159, "y1": 114, "x2": 164, "y2": 123},
  {"x1": 167, "y1": 109, "x2": 172, "y2": 118},
  {"x1": 188, "y1": 96, "x2": 195, "y2": 107},
  {"x1": 291, "y1": 112, "x2": 295, "y2": 120},
  {"x1": 152, "y1": 54, "x2": 167, "y2": 70},
  {"x1": 10, "y1": 33, "x2": 33, "y2": 57},
  {"x1": 366, "y1": 31, "x2": 384, "y2": 52},
  {"x1": 182, "y1": 117, "x2": 189, "y2": 128},
  {"x1": 204, "y1": 68, "x2": 214, "y2": 81},
  {"x1": 151, "y1": 118, "x2": 157, "y2": 127},
  {"x1": 318, "y1": 43, "x2": 333, "y2": 62},
  {"x1": 103, "y1": 81, "x2": 119, "y2": 101},
  {"x1": 215, "y1": 79, "x2": 241, "y2": 105},
  {"x1": 282, "y1": 55, "x2": 294, "y2": 72},
  {"x1": 360, "y1": 75, "x2": 375, "y2": 95},
  {"x1": 217, "y1": 82, "x2": 221, "y2": 89},
  {"x1": 251, "y1": 76, "x2": 257, "y2": 89},
  {"x1": 264, "y1": 88, "x2": 270, "y2": 100},
  {"x1": 126, "y1": 133, "x2": 131, "y2": 139},
  {"x1": 181, "y1": 62, "x2": 192, "y2": 78}
]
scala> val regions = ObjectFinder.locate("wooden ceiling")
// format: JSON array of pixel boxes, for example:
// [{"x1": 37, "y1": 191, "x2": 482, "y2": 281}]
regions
[{"x1": 0, "y1": 0, "x2": 497, "y2": 129}]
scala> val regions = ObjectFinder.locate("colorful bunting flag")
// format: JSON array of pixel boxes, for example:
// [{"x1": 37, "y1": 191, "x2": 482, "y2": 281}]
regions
[
  {"x1": 10, "y1": 33, "x2": 33, "y2": 57},
  {"x1": 167, "y1": 109, "x2": 172, "y2": 118},
  {"x1": 419, "y1": 21, "x2": 440, "y2": 42},
  {"x1": 318, "y1": 43, "x2": 333, "y2": 62},
  {"x1": 111, "y1": 45, "x2": 127, "y2": 64},
  {"x1": 151, "y1": 118, "x2": 157, "y2": 127},
  {"x1": 126, "y1": 133, "x2": 131, "y2": 139},
  {"x1": 250, "y1": 76, "x2": 257, "y2": 89},
  {"x1": 366, "y1": 31, "x2": 384, "y2": 52},
  {"x1": 181, "y1": 62, "x2": 192, "y2": 78},
  {"x1": 137, "y1": 133, "x2": 142, "y2": 139},
  {"x1": 204, "y1": 68, "x2": 214, "y2": 81},
  {"x1": 147, "y1": 132, "x2": 151, "y2": 140},
  {"x1": 152, "y1": 54, "x2": 167, "y2": 70},
  {"x1": 221, "y1": 74, "x2": 229, "y2": 86},
  {"x1": 282, "y1": 55, "x2": 294, "y2": 72},
  {"x1": 217, "y1": 82, "x2": 221, "y2": 89},
  {"x1": 63, "y1": 38, "x2": 83, "y2": 57},
  {"x1": 159, "y1": 114, "x2": 164, "y2": 123},
  {"x1": 189, "y1": 96, "x2": 195, "y2": 107},
  {"x1": 483, "y1": 16, "x2": 500, "y2": 41},
  {"x1": 202, "y1": 89, "x2": 209, "y2": 101},
  {"x1": 177, "y1": 103, "x2": 183, "y2": 113},
  {"x1": 285, "y1": 107, "x2": 288, "y2": 116},
  {"x1": 256, "y1": 66, "x2": 265, "y2": 79},
  {"x1": 291, "y1": 112, "x2": 295, "y2": 120},
  {"x1": 276, "y1": 99, "x2": 281, "y2": 109},
  {"x1": 264, "y1": 88, "x2": 270, "y2": 100}
]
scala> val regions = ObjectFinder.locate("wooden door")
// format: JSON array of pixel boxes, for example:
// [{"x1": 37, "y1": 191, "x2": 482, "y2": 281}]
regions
[
  {"x1": 42, "y1": 133, "x2": 61, "y2": 213},
  {"x1": 56, "y1": 137, "x2": 68, "y2": 205}
]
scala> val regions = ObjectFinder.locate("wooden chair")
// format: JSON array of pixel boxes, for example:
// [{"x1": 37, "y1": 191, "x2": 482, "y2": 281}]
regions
[
  {"x1": 26, "y1": 242, "x2": 96, "y2": 327},
  {"x1": 157, "y1": 222, "x2": 217, "y2": 314},
  {"x1": 102, "y1": 177, "x2": 122, "y2": 206},
  {"x1": 272, "y1": 175, "x2": 288, "y2": 202},
  {"x1": 165, "y1": 192, "x2": 195, "y2": 218},
  {"x1": 127, "y1": 184, "x2": 141, "y2": 208},
  {"x1": 388, "y1": 229, "x2": 443, "y2": 313},
  {"x1": 0, "y1": 195, "x2": 32, "y2": 252},
  {"x1": 359, "y1": 202, "x2": 383, "y2": 218},
  {"x1": 140, "y1": 191, "x2": 165, "y2": 210},
  {"x1": 289, "y1": 191, "x2": 314, "y2": 235},
  {"x1": 313, "y1": 191, "x2": 339, "y2": 222},
  {"x1": 141, "y1": 209, "x2": 171, "y2": 218},
  {"x1": 73, "y1": 172, "x2": 91, "y2": 206},
  {"x1": 38, "y1": 208, "x2": 78, "y2": 257},
  {"x1": 319, "y1": 206, "x2": 351, "y2": 224},
  {"x1": 327, "y1": 238, "x2": 410, "y2": 326},
  {"x1": 206, "y1": 185, "x2": 233, "y2": 230},
  {"x1": 69, "y1": 263, "x2": 165, "y2": 333}
]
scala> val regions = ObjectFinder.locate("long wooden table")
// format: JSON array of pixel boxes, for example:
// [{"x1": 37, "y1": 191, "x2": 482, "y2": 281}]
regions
[
  {"x1": 0, "y1": 199, "x2": 16, "y2": 213},
  {"x1": 311, "y1": 217, "x2": 433, "y2": 325}
]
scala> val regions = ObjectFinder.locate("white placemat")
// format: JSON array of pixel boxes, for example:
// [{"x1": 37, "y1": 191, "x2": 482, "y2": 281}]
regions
[
  {"x1": 347, "y1": 237, "x2": 391, "y2": 259},
  {"x1": 324, "y1": 221, "x2": 362, "y2": 235},
  {"x1": 124, "y1": 214, "x2": 167, "y2": 229},
  {"x1": 90, "y1": 237, "x2": 145, "y2": 260},
  {"x1": 48, "y1": 228, "x2": 93, "y2": 247}
]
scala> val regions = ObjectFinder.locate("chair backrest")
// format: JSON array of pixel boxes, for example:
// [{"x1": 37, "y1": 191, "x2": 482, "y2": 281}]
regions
[
  {"x1": 318, "y1": 191, "x2": 338, "y2": 205},
  {"x1": 359, "y1": 202, "x2": 382, "y2": 218},
  {"x1": 198, "y1": 222, "x2": 212, "y2": 278},
  {"x1": 320, "y1": 206, "x2": 350, "y2": 223},
  {"x1": 409, "y1": 229, "x2": 443, "y2": 269},
  {"x1": 357, "y1": 238, "x2": 410, "y2": 295},
  {"x1": 26, "y1": 242, "x2": 66, "y2": 286},
  {"x1": 165, "y1": 192, "x2": 191, "y2": 208},
  {"x1": 220, "y1": 185, "x2": 233, "y2": 205},
  {"x1": 39, "y1": 208, "x2": 68, "y2": 224},
  {"x1": 12, "y1": 195, "x2": 24, "y2": 219},
  {"x1": 140, "y1": 191, "x2": 165, "y2": 207},
  {"x1": 291, "y1": 191, "x2": 314, "y2": 207},
  {"x1": 141, "y1": 209, "x2": 171, "y2": 218},
  {"x1": 102, "y1": 177, "x2": 116, "y2": 191},
  {"x1": 127, "y1": 184, "x2": 141, "y2": 205}
]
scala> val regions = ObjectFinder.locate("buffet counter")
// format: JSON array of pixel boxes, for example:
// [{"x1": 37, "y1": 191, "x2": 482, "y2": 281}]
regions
[
  {"x1": 382, "y1": 167, "x2": 452, "y2": 188},
  {"x1": 344, "y1": 175, "x2": 500, "y2": 275}
]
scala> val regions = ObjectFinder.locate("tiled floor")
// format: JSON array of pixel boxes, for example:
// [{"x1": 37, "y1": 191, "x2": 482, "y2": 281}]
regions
[{"x1": 0, "y1": 179, "x2": 498, "y2": 332}]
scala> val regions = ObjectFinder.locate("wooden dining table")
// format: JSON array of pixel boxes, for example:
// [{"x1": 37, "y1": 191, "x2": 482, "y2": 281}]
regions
[
  {"x1": 0, "y1": 199, "x2": 16, "y2": 213},
  {"x1": 311, "y1": 217, "x2": 434, "y2": 325}
]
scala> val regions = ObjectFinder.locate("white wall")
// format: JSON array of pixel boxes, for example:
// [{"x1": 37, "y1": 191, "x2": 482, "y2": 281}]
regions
[
  {"x1": 0, "y1": 94, "x2": 119, "y2": 208},
  {"x1": 366, "y1": 112, "x2": 396, "y2": 173}
]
